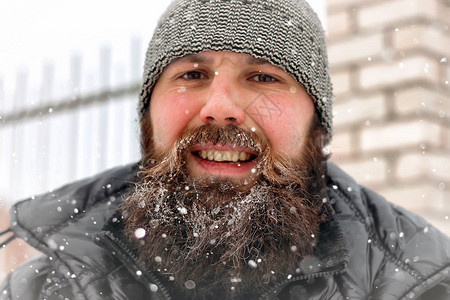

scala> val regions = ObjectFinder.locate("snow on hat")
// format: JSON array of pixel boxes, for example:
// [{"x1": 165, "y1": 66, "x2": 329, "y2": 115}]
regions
[{"x1": 139, "y1": 0, "x2": 334, "y2": 142}]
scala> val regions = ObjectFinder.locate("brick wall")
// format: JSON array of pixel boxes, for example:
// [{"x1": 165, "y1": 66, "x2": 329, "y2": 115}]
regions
[{"x1": 326, "y1": 0, "x2": 450, "y2": 235}]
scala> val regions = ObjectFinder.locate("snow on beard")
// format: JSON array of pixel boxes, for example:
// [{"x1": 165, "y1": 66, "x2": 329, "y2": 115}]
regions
[{"x1": 121, "y1": 123, "x2": 326, "y2": 296}]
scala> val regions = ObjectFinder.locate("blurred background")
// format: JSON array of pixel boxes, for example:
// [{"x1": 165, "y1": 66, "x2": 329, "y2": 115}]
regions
[{"x1": 0, "y1": 0, "x2": 448, "y2": 283}]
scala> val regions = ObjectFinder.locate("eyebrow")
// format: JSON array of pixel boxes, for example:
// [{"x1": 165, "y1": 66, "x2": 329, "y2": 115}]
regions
[
  {"x1": 181, "y1": 55, "x2": 210, "y2": 64},
  {"x1": 178, "y1": 54, "x2": 270, "y2": 66},
  {"x1": 245, "y1": 56, "x2": 269, "y2": 65}
]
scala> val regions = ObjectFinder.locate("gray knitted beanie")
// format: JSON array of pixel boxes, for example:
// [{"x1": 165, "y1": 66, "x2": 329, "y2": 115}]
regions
[{"x1": 139, "y1": 0, "x2": 333, "y2": 142}]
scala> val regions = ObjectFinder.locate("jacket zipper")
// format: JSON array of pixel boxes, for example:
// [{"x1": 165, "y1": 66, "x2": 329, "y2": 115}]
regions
[
  {"x1": 98, "y1": 228, "x2": 346, "y2": 300},
  {"x1": 96, "y1": 230, "x2": 173, "y2": 300},
  {"x1": 258, "y1": 267, "x2": 346, "y2": 300},
  {"x1": 101, "y1": 228, "x2": 343, "y2": 300},
  {"x1": 96, "y1": 197, "x2": 347, "y2": 300}
]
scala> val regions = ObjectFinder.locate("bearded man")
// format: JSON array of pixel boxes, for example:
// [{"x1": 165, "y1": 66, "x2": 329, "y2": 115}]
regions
[{"x1": 1, "y1": 0, "x2": 449, "y2": 299}]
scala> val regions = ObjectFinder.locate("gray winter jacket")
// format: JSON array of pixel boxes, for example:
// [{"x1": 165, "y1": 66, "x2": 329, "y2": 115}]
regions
[{"x1": 1, "y1": 162, "x2": 449, "y2": 299}]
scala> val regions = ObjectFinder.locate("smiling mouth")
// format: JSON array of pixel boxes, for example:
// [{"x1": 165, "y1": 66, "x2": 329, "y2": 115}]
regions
[{"x1": 192, "y1": 149, "x2": 257, "y2": 164}]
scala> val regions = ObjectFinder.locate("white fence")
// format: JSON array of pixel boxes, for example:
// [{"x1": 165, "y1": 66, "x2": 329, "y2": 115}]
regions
[{"x1": 0, "y1": 39, "x2": 144, "y2": 203}]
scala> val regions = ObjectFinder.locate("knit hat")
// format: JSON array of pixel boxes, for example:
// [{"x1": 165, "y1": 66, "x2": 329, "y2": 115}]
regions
[{"x1": 139, "y1": 0, "x2": 334, "y2": 142}]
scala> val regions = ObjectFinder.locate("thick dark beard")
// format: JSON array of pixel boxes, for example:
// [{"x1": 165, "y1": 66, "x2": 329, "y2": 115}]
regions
[{"x1": 121, "y1": 121, "x2": 328, "y2": 297}]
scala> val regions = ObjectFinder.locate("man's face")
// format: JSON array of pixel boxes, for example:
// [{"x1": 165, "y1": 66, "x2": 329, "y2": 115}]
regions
[
  {"x1": 149, "y1": 51, "x2": 315, "y2": 184},
  {"x1": 124, "y1": 51, "x2": 324, "y2": 295}
]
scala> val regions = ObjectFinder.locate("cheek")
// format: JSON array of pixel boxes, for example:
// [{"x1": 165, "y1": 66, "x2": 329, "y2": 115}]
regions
[
  {"x1": 150, "y1": 93, "x2": 199, "y2": 149},
  {"x1": 254, "y1": 96, "x2": 314, "y2": 155},
  {"x1": 264, "y1": 114, "x2": 301, "y2": 152}
]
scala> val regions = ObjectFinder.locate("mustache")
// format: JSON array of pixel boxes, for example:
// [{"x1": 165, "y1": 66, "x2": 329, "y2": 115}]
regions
[
  {"x1": 141, "y1": 123, "x2": 266, "y2": 178},
  {"x1": 178, "y1": 123, "x2": 265, "y2": 154},
  {"x1": 141, "y1": 123, "x2": 312, "y2": 187}
]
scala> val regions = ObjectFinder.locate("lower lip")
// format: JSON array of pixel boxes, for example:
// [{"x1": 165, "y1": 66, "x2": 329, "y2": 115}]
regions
[{"x1": 190, "y1": 152, "x2": 258, "y2": 176}]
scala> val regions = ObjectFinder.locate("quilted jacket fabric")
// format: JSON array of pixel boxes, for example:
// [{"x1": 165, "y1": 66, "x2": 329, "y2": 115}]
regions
[{"x1": 1, "y1": 162, "x2": 449, "y2": 300}]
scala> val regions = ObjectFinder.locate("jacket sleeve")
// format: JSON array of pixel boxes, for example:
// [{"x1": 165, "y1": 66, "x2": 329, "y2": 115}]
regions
[{"x1": 0, "y1": 255, "x2": 71, "y2": 300}]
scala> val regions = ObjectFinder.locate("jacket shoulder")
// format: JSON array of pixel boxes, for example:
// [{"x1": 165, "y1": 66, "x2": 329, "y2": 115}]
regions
[
  {"x1": 9, "y1": 163, "x2": 138, "y2": 246},
  {"x1": 2, "y1": 164, "x2": 140, "y2": 300},
  {"x1": 326, "y1": 162, "x2": 450, "y2": 299}
]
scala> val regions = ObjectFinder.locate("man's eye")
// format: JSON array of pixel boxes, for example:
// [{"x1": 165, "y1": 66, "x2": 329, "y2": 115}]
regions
[
  {"x1": 182, "y1": 71, "x2": 206, "y2": 80},
  {"x1": 252, "y1": 74, "x2": 276, "y2": 83}
]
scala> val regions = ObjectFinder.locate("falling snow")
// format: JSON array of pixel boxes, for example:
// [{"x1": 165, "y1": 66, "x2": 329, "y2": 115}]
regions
[
  {"x1": 134, "y1": 228, "x2": 146, "y2": 239},
  {"x1": 150, "y1": 284, "x2": 159, "y2": 292},
  {"x1": 248, "y1": 260, "x2": 258, "y2": 268},
  {"x1": 185, "y1": 280, "x2": 196, "y2": 289}
]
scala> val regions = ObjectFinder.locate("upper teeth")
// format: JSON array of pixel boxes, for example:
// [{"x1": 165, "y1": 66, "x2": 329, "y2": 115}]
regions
[{"x1": 199, "y1": 150, "x2": 252, "y2": 162}]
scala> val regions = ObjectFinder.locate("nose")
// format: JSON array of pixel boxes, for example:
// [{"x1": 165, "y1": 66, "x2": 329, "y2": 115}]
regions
[{"x1": 199, "y1": 74, "x2": 245, "y2": 126}]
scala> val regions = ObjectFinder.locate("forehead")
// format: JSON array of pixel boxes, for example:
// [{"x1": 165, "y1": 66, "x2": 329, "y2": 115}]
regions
[{"x1": 169, "y1": 51, "x2": 272, "y2": 67}]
